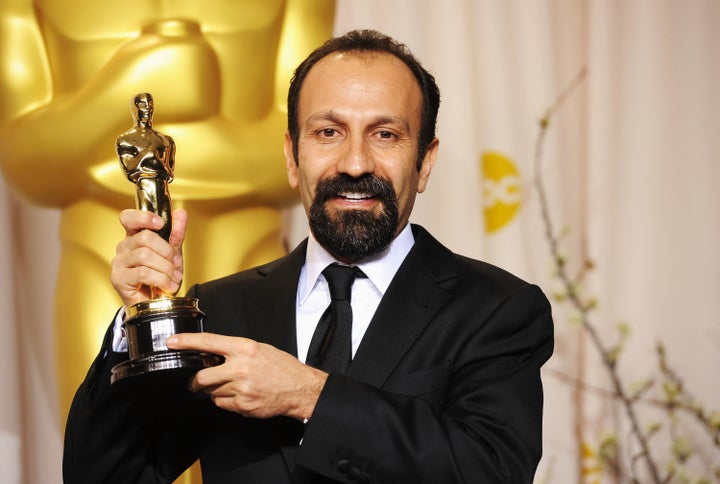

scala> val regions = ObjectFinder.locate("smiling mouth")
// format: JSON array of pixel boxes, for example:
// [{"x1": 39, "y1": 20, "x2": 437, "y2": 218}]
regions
[{"x1": 339, "y1": 191, "x2": 375, "y2": 202}]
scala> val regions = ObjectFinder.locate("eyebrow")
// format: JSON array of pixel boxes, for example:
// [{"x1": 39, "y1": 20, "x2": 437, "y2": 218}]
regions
[
  {"x1": 305, "y1": 111, "x2": 343, "y2": 126},
  {"x1": 305, "y1": 111, "x2": 411, "y2": 133}
]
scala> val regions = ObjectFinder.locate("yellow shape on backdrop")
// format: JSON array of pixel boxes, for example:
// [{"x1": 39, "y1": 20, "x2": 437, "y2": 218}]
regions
[{"x1": 481, "y1": 151, "x2": 522, "y2": 233}]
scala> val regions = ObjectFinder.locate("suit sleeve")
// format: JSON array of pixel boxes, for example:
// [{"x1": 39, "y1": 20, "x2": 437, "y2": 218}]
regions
[
  {"x1": 62, "y1": 315, "x2": 201, "y2": 484},
  {"x1": 297, "y1": 284, "x2": 554, "y2": 484}
]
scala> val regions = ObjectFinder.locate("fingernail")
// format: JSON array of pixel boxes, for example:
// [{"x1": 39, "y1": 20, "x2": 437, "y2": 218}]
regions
[{"x1": 166, "y1": 335, "x2": 177, "y2": 346}]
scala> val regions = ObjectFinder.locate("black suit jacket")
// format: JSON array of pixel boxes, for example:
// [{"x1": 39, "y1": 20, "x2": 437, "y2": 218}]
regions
[{"x1": 64, "y1": 225, "x2": 554, "y2": 483}]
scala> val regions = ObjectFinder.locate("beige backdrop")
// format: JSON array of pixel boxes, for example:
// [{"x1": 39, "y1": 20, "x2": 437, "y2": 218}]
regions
[{"x1": 2, "y1": 1, "x2": 719, "y2": 482}]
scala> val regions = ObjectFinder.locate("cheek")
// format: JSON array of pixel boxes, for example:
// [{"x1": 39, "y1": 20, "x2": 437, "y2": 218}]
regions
[
  {"x1": 295, "y1": 172, "x2": 317, "y2": 209},
  {"x1": 392, "y1": 167, "x2": 421, "y2": 197},
  {"x1": 393, "y1": 172, "x2": 422, "y2": 211}
]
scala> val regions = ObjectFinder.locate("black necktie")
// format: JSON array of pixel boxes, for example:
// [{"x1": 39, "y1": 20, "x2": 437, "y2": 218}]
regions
[{"x1": 306, "y1": 264, "x2": 364, "y2": 373}]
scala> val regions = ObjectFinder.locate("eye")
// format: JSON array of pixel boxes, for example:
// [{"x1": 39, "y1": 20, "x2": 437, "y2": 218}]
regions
[
  {"x1": 375, "y1": 130, "x2": 398, "y2": 141},
  {"x1": 320, "y1": 128, "x2": 337, "y2": 138}
]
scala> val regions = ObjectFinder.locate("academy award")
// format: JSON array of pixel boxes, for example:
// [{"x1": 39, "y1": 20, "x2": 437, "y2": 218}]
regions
[{"x1": 111, "y1": 93, "x2": 222, "y2": 384}]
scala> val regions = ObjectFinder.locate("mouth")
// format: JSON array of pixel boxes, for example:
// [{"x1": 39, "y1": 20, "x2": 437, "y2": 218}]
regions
[
  {"x1": 339, "y1": 191, "x2": 376, "y2": 203},
  {"x1": 315, "y1": 173, "x2": 393, "y2": 210}
]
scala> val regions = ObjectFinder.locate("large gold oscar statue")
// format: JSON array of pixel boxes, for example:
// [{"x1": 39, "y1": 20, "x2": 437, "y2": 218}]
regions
[{"x1": 0, "y1": 1, "x2": 334, "y2": 481}]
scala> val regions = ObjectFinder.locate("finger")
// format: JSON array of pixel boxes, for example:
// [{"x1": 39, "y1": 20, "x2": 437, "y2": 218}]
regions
[
  {"x1": 169, "y1": 208, "x2": 188, "y2": 251},
  {"x1": 119, "y1": 229, "x2": 174, "y2": 259},
  {"x1": 209, "y1": 395, "x2": 260, "y2": 418},
  {"x1": 188, "y1": 375, "x2": 223, "y2": 395},
  {"x1": 186, "y1": 361, "x2": 241, "y2": 395},
  {"x1": 190, "y1": 377, "x2": 258, "y2": 417},
  {"x1": 111, "y1": 233, "x2": 183, "y2": 303},
  {"x1": 208, "y1": 396, "x2": 239, "y2": 414},
  {"x1": 112, "y1": 263, "x2": 181, "y2": 296},
  {"x1": 117, "y1": 233, "x2": 182, "y2": 278},
  {"x1": 188, "y1": 370, "x2": 227, "y2": 394},
  {"x1": 166, "y1": 332, "x2": 249, "y2": 356},
  {"x1": 119, "y1": 209, "x2": 164, "y2": 236}
]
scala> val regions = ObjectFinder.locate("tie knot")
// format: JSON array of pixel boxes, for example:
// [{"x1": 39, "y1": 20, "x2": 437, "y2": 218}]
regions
[{"x1": 323, "y1": 264, "x2": 363, "y2": 302}]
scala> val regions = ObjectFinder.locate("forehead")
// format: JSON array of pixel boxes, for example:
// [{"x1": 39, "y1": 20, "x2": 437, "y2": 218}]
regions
[{"x1": 299, "y1": 51, "x2": 422, "y2": 125}]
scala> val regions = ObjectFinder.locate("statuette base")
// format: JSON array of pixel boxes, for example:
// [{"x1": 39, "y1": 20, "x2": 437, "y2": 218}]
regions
[{"x1": 110, "y1": 296, "x2": 223, "y2": 384}]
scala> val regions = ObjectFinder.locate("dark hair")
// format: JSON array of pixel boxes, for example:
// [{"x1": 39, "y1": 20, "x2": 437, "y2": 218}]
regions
[{"x1": 287, "y1": 29, "x2": 440, "y2": 170}]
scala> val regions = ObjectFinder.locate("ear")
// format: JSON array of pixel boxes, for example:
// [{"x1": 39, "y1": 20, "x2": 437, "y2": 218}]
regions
[
  {"x1": 284, "y1": 132, "x2": 299, "y2": 189},
  {"x1": 416, "y1": 138, "x2": 439, "y2": 193}
]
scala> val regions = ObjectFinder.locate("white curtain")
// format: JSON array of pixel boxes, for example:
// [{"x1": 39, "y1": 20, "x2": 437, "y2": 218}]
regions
[
  {"x1": 0, "y1": 178, "x2": 23, "y2": 483},
  {"x1": 1, "y1": 1, "x2": 718, "y2": 482},
  {"x1": 0, "y1": 177, "x2": 61, "y2": 483}
]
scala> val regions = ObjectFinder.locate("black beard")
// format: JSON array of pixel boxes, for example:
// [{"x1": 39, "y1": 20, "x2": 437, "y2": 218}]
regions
[{"x1": 309, "y1": 173, "x2": 399, "y2": 260}]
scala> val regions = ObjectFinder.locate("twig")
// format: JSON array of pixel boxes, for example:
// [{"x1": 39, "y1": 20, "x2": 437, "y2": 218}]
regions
[{"x1": 533, "y1": 66, "x2": 664, "y2": 484}]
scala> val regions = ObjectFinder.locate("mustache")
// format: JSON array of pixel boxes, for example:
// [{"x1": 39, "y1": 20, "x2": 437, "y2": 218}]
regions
[
  {"x1": 313, "y1": 173, "x2": 395, "y2": 203},
  {"x1": 309, "y1": 173, "x2": 399, "y2": 259}
]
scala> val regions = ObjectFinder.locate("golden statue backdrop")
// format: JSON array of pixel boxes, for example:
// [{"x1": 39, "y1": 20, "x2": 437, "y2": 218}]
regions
[{"x1": 0, "y1": 0, "x2": 334, "y2": 427}]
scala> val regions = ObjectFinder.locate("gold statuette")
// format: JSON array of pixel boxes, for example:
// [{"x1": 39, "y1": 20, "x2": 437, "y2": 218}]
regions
[{"x1": 111, "y1": 93, "x2": 222, "y2": 384}]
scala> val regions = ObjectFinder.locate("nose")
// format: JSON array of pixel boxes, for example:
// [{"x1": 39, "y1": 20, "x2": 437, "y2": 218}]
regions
[{"x1": 336, "y1": 135, "x2": 375, "y2": 178}]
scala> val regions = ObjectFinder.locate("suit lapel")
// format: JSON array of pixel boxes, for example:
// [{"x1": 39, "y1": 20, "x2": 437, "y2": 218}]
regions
[
  {"x1": 235, "y1": 241, "x2": 308, "y2": 477},
  {"x1": 348, "y1": 226, "x2": 457, "y2": 388},
  {"x1": 241, "y1": 240, "x2": 307, "y2": 357}
]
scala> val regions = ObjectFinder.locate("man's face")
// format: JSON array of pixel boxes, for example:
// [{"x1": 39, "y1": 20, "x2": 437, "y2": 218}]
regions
[{"x1": 285, "y1": 52, "x2": 438, "y2": 261}]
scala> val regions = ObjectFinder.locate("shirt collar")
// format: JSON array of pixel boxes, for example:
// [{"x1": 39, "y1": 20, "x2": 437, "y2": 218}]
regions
[{"x1": 298, "y1": 223, "x2": 415, "y2": 305}]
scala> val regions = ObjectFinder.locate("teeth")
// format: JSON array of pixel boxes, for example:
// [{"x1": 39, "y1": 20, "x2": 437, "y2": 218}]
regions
[{"x1": 341, "y1": 192, "x2": 372, "y2": 200}]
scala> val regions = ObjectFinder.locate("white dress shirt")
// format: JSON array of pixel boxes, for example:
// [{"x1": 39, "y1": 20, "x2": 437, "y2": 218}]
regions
[{"x1": 295, "y1": 223, "x2": 415, "y2": 363}]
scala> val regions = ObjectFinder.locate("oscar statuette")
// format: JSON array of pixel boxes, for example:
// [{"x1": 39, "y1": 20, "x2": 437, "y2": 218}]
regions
[{"x1": 110, "y1": 93, "x2": 222, "y2": 384}]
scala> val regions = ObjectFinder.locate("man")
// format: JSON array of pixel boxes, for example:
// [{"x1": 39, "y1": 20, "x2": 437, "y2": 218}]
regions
[{"x1": 64, "y1": 30, "x2": 554, "y2": 483}]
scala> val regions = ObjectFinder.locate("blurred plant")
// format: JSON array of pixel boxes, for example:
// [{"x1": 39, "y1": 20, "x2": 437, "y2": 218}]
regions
[{"x1": 533, "y1": 68, "x2": 720, "y2": 483}]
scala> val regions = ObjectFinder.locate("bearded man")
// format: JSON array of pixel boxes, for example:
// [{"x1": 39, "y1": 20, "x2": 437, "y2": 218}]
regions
[{"x1": 64, "y1": 29, "x2": 554, "y2": 484}]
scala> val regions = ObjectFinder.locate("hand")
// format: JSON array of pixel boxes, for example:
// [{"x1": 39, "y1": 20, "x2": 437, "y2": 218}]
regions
[
  {"x1": 166, "y1": 332, "x2": 328, "y2": 421},
  {"x1": 110, "y1": 208, "x2": 187, "y2": 307}
]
